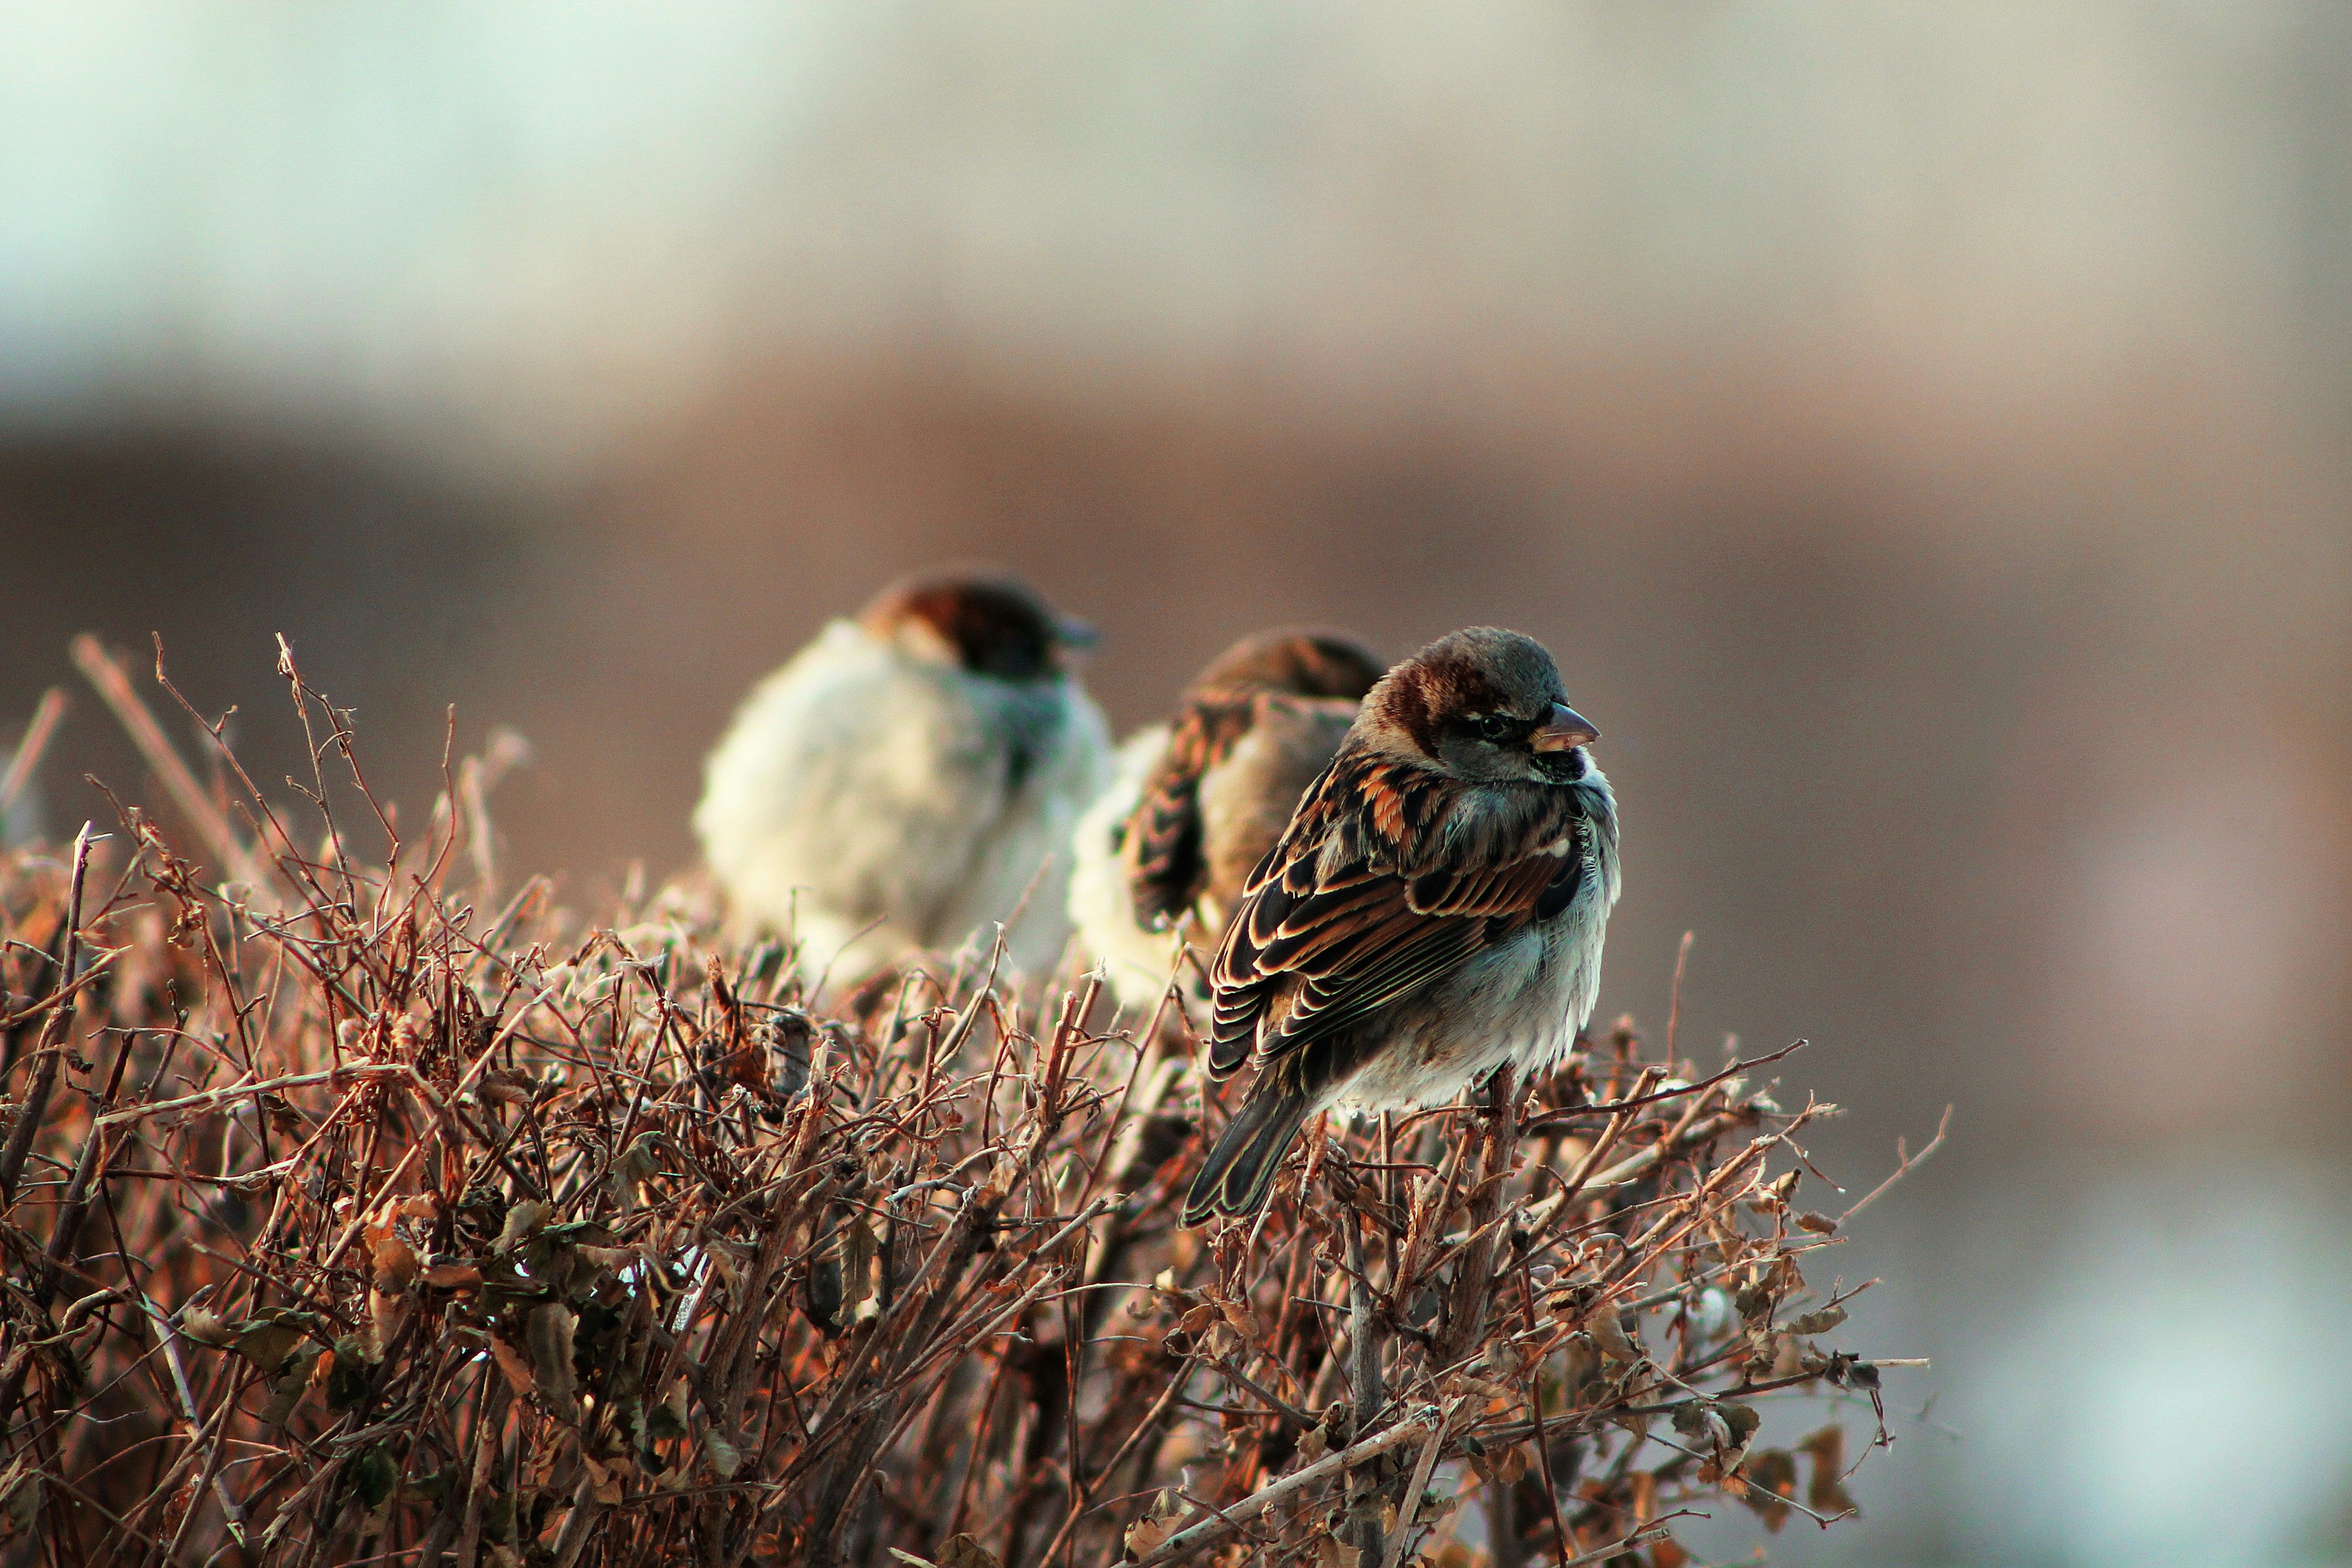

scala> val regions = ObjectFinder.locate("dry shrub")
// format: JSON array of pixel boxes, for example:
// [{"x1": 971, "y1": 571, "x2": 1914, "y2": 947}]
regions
[{"x1": 0, "y1": 642, "x2": 1931, "y2": 1567}]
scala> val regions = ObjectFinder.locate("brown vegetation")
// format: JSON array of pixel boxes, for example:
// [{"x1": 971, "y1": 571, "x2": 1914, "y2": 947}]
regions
[{"x1": 0, "y1": 641, "x2": 1928, "y2": 1566}]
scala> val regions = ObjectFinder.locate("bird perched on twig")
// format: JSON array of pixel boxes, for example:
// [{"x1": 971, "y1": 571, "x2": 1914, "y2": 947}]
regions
[
  {"x1": 1184, "y1": 627, "x2": 1620, "y2": 1224},
  {"x1": 694, "y1": 568, "x2": 1111, "y2": 987},
  {"x1": 1067, "y1": 629, "x2": 1386, "y2": 1013}
]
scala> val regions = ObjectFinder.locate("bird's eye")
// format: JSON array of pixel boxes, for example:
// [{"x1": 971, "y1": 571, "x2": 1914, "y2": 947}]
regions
[{"x1": 1473, "y1": 714, "x2": 1516, "y2": 743}]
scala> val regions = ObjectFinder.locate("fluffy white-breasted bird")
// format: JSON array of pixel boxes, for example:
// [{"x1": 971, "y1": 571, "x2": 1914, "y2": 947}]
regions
[
  {"x1": 694, "y1": 569, "x2": 1112, "y2": 986},
  {"x1": 1066, "y1": 629, "x2": 1386, "y2": 1013},
  {"x1": 1185, "y1": 627, "x2": 1620, "y2": 1223}
]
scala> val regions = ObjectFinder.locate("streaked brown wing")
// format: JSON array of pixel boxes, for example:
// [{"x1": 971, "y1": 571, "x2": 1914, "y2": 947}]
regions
[
  {"x1": 1123, "y1": 692, "x2": 1262, "y2": 925},
  {"x1": 1206, "y1": 754, "x2": 1582, "y2": 1079}
]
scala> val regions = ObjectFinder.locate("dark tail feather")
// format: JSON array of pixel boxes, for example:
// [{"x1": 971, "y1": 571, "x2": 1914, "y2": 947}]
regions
[{"x1": 1183, "y1": 1088, "x2": 1310, "y2": 1226}]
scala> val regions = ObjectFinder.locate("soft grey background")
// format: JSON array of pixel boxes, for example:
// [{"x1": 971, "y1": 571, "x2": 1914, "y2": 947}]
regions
[{"x1": 4, "y1": 7, "x2": 2348, "y2": 1562}]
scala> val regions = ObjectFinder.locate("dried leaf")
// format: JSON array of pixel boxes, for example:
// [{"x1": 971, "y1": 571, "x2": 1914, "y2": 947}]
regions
[
  {"x1": 489, "y1": 1335, "x2": 536, "y2": 1399},
  {"x1": 805, "y1": 1253, "x2": 846, "y2": 1333},
  {"x1": 258, "y1": 1091, "x2": 305, "y2": 1137},
  {"x1": 1739, "y1": 1448, "x2": 1799, "y2": 1532},
  {"x1": 233, "y1": 1319, "x2": 305, "y2": 1373},
  {"x1": 0, "y1": 1469, "x2": 41, "y2": 1543},
  {"x1": 611, "y1": 1134, "x2": 662, "y2": 1207},
  {"x1": 1670, "y1": 1401, "x2": 1722, "y2": 1449},
  {"x1": 1123, "y1": 1517, "x2": 1169, "y2": 1557},
  {"x1": 259, "y1": 1346, "x2": 320, "y2": 1425},
  {"x1": 1794, "y1": 1210, "x2": 1839, "y2": 1233},
  {"x1": 704, "y1": 1431, "x2": 741, "y2": 1479},
  {"x1": 842, "y1": 1218, "x2": 878, "y2": 1310},
  {"x1": 1801, "y1": 1425, "x2": 1856, "y2": 1515},
  {"x1": 983, "y1": 1153, "x2": 1020, "y2": 1201},
  {"x1": 526, "y1": 1302, "x2": 578, "y2": 1411},
  {"x1": 367, "y1": 1288, "x2": 408, "y2": 1360},
  {"x1": 581, "y1": 1456, "x2": 625, "y2": 1506},
  {"x1": 422, "y1": 1260, "x2": 484, "y2": 1289},
  {"x1": 646, "y1": 1381, "x2": 690, "y2": 1442},
  {"x1": 936, "y1": 1535, "x2": 1000, "y2": 1568},
  {"x1": 176, "y1": 1306, "x2": 236, "y2": 1349},
  {"x1": 705, "y1": 1246, "x2": 739, "y2": 1294},
  {"x1": 369, "y1": 1228, "x2": 418, "y2": 1292},
  {"x1": 481, "y1": 1489, "x2": 516, "y2": 1544},
  {"x1": 478, "y1": 1068, "x2": 538, "y2": 1106},
  {"x1": 496, "y1": 1200, "x2": 553, "y2": 1254},
  {"x1": 1786, "y1": 1304, "x2": 1848, "y2": 1336},
  {"x1": 1588, "y1": 1304, "x2": 1638, "y2": 1363},
  {"x1": 326, "y1": 1335, "x2": 374, "y2": 1409}
]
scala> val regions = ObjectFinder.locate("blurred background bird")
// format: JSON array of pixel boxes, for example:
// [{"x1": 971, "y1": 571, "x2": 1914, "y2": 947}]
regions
[
  {"x1": 1186, "y1": 627, "x2": 1618, "y2": 1222},
  {"x1": 694, "y1": 567, "x2": 1110, "y2": 987},
  {"x1": 1068, "y1": 628, "x2": 1385, "y2": 1015}
]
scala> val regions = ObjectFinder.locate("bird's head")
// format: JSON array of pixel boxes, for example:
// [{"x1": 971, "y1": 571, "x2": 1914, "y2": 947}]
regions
[
  {"x1": 860, "y1": 567, "x2": 1096, "y2": 682},
  {"x1": 1190, "y1": 627, "x2": 1386, "y2": 700},
  {"x1": 1359, "y1": 626, "x2": 1598, "y2": 785}
]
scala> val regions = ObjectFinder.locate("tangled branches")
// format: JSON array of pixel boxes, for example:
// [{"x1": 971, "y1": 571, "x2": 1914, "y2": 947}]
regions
[{"x1": 0, "y1": 645, "x2": 1925, "y2": 1566}]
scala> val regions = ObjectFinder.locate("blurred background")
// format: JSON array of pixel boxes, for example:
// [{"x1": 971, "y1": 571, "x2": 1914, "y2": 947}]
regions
[{"x1": 3, "y1": 6, "x2": 2348, "y2": 1562}]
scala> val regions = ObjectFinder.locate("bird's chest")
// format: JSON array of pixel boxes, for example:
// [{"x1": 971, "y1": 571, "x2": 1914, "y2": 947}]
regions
[{"x1": 1332, "y1": 914, "x2": 1600, "y2": 1114}]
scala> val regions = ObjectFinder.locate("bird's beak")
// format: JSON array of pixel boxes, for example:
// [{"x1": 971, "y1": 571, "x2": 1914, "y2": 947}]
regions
[
  {"x1": 1531, "y1": 702, "x2": 1599, "y2": 752},
  {"x1": 1055, "y1": 615, "x2": 1100, "y2": 651}
]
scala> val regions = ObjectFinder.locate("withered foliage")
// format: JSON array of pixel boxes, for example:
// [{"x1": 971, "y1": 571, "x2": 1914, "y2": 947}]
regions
[{"x1": 0, "y1": 645, "x2": 1922, "y2": 1568}]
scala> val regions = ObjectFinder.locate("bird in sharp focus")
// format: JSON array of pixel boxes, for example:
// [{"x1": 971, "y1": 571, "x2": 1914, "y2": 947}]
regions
[
  {"x1": 694, "y1": 567, "x2": 1112, "y2": 987},
  {"x1": 1183, "y1": 625, "x2": 1620, "y2": 1225},
  {"x1": 1068, "y1": 628, "x2": 1386, "y2": 1014}
]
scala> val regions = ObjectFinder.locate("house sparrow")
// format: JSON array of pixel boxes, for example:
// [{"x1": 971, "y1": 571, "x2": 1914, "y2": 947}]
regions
[
  {"x1": 694, "y1": 568, "x2": 1112, "y2": 985},
  {"x1": 1068, "y1": 630, "x2": 1386, "y2": 1012},
  {"x1": 1184, "y1": 627, "x2": 1621, "y2": 1223}
]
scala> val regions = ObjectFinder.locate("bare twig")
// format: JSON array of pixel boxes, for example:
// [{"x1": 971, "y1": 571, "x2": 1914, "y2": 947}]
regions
[
  {"x1": 1137, "y1": 1411, "x2": 1434, "y2": 1564},
  {"x1": 1841, "y1": 1103, "x2": 1953, "y2": 1223},
  {"x1": 71, "y1": 636, "x2": 270, "y2": 891}
]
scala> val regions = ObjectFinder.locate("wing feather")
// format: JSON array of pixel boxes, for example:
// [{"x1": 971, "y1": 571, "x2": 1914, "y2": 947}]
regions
[
  {"x1": 1123, "y1": 693, "x2": 1262, "y2": 925},
  {"x1": 1205, "y1": 748, "x2": 1586, "y2": 1081}
]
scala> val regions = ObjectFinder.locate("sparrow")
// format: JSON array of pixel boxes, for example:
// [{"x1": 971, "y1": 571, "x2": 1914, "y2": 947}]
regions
[
  {"x1": 694, "y1": 568, "x2": 1112, "y2": 985},
  {"x1": 1184, "y1": 626, "x2": 1621, "y2": 1223},
  {"x1": 1066, "y1": 629, "x2": 1386, "y2": 1012}
]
